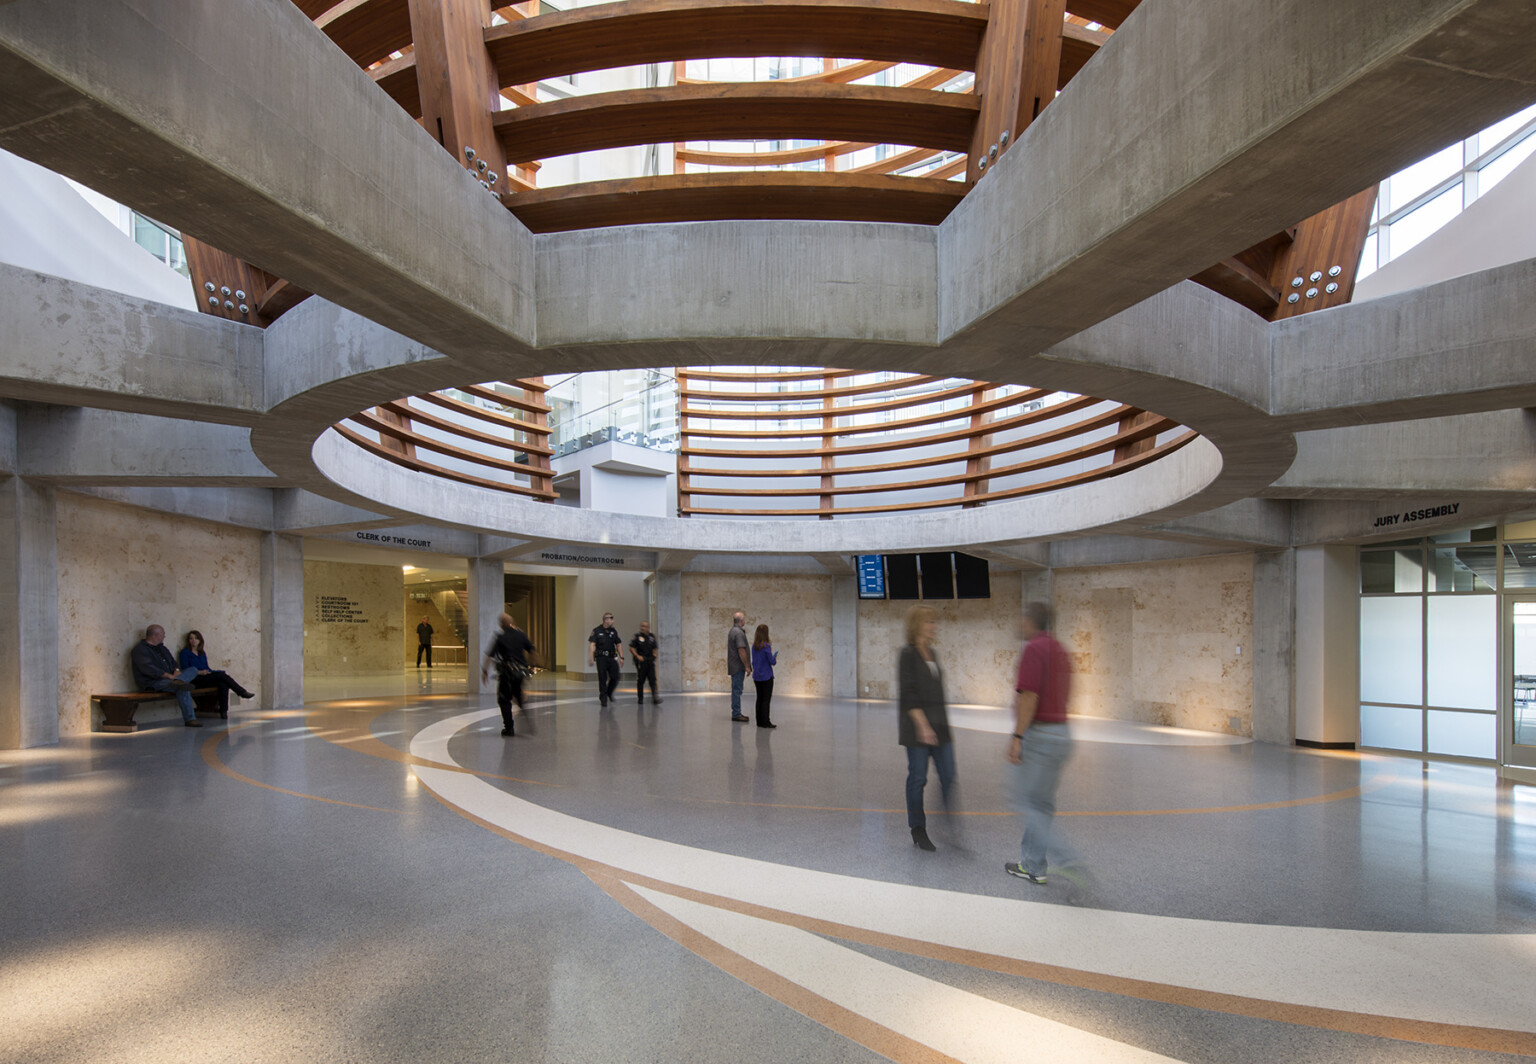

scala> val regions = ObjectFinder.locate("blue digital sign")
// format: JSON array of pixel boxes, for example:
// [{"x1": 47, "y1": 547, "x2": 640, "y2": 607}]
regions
[{"x1": 856, "y1": 555, "x2": 886, "y2": 599}]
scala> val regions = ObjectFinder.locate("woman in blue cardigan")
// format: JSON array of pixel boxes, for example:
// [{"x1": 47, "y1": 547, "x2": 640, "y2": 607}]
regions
[
  {"x1": 750, "y1": 623, "x2": 778, "y2": 729},
  {"x1": 180, "y1": 630, "x2": 255, "y2": 715}
]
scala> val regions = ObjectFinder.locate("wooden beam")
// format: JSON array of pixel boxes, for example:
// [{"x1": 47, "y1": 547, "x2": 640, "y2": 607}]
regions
[
  {"x1": 408, "y1": 0, "x2": 508, "y2": 191},
  {"x1": 492, "y1": 82, "x2": 978, "y2": 164},
  {"x1": 500, "y1": 171, "x2": 967, "y2": 231},
  {"x1": 181, "y1": 235, "x2": 272, "y2": 327},
  {"x1": 1266, "y1": 186, "x2": 1379, "y2": 321},
  {"x1": 483, "y1": 0, "x2": 989, "y2": 87},
  {"x1": 969, "y1": 0, "x2": 1065, "y2": 183}
]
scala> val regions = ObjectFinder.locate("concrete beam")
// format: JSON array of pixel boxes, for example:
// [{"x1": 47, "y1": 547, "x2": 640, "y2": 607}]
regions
[
  {"x1": 1140, "y1": 499, "x2": 1292, "y2": 549},
  {"x1": 0, "y1": 399, "x2": 13, "y2": 473},
  {"x1": 654, "y1": 549, "x2": 697, "y2": 572},
  {"x1": 346, "y1": 523, "x2": 479, "y2": 559},
  {"x1": 273, "y1": 488, "x2": 392, "y2": 534},
  {"x1": 16, "y1": 405, "x2": 275, "y2": 484},
  {"x1": 810, "y1": 552, "x2": 853, "y2": 575},
  {"x1": 0, "y1": 0, "x2": 537, "y2": 369},
  {"x1": 0, "y1": 264, "x2": 262, "y2": 422},
  {"x1": 1272, "y1": 258, "x2": 1536, "y2": 428},
  {"x1": 964, "y1": 543, "x2": 1051, "y2": 570},
  {"x1": 479, "y1": 534, "x2": 554, "y2": 561},
  {"x1": 67, "y1": 485, "x2": 275, "y2": 531},
  {"x1": 941, "y1": 0, "x2": 1536, "y2": 360},
  {"x1": 1292, "y1": 497, "x2": 1518, "y2": 546},
  {"x1": 1269, "y1": 410, "x2": 1536, "y2": 497},
  {"x1": 1050, "y1": 534, "x2": 1251, "y2": 570}
]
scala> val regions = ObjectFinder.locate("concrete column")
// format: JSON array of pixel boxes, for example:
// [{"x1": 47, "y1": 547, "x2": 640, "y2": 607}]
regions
[
  {"x1": 0, "y1": 477, "x2": 59, "y2": 748},
  {"x1": 260, "y1": 532, "x2": 304, "y2": 710},
  {"x1": 1020, "y1": 568, "x2": 1052, "y2": 613},
  {"x1": 653, "y1": 570, "x2": 682, "y2": 694},
  {"x1": 1294, "y1": 545, "x2": 1359, "y2": 746},
  {"x1": 466, "y1": 557, "x2": 503, "y2": 695},
  {"x1": 1252, "y1": 548, "x2": 1297, "y2": 745},
  {"x1": 831, "y1": 574, "x2": 857, "y2": 698}
]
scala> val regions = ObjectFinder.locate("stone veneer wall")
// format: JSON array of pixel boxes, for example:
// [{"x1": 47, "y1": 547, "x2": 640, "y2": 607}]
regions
[
  {"x1": 1054, "y1": 553, "x2": 1254, "y2": 734},
  {"x1": 680, "y1": 573, "x2": 833, "y2": 696},
  {"x1": 856, "y1": 572, "x2": 1023, "y2": 707},
  {"x1": 56, "y1": 493, "x2": 263, "y2": 734},
  {"x1": 304, "y1": 560, "x2": 404, "y2": 676}
]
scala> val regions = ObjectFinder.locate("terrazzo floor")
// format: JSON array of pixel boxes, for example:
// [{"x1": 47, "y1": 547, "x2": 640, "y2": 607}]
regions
[{"x1": 4, "y1": 676, "x2": 1535, "y2": 1063}]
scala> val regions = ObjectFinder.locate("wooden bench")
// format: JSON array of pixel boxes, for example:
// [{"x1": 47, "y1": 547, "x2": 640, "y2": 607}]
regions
[{"x1": 92, "y1": 688, "x2": 225, "y2": 732}]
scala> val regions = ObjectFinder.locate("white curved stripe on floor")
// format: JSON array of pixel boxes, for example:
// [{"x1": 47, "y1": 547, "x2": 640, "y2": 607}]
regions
[
  {"x1": 943, "y1": 706, "x2": 1251, "y2": 745},
  {"x1": 409, "y1": 709, "x2": 1536, "y2": 1034},
  {"x1": 631, "y1": 884, "x2": 1185, "y2": 1063}
]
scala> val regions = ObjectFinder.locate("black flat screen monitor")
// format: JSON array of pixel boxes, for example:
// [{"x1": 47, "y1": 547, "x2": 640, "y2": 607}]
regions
[
  {"x1": 953, "y1": 552, "x2": 991, "y2": 598},
  {"x1": 885, "y1": 554, "x2": 920, "y2": 600},
  {"x1": 919, "y1": 553, "x2": 955, "y2": 599}
]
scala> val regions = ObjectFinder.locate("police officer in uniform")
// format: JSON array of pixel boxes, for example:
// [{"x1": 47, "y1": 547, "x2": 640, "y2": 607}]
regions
[
  {"x1": 629, "y1": 621, "x2": 662, "y2": 705},
  {"x1": 481, "y1": 613, "x2": 535, "y2": 737},
  {"x1": 587, "y1": 612, "x2": 624, "y2": 706}
]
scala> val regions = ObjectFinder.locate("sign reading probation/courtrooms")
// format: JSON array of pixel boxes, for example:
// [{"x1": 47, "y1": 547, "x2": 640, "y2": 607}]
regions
[{"x1": 1371, "y1": 502, "x2": 1461, "y2": 529}]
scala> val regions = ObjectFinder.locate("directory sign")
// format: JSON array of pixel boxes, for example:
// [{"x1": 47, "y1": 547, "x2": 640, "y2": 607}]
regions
[{"x1": 856, "y1": 554, "x2": 886, "y2": 599}]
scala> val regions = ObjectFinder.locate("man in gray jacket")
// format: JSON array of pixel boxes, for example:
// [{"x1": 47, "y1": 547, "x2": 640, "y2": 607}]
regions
[{"x1": 130, "y1": 624, "x2": 202, "y2": 727}]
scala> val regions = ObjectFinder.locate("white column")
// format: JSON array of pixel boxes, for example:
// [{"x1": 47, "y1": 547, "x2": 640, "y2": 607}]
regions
[
  {"x1": 0, "y1": 476, "x2": 59, "y2": 748},
  {"x1": 831, "y1": 574, "x2": 857, "y2": 698},
  {"x1": 653, "y1": 569, "x2": 682, "y2": 693},
  {"x1": 467, "y1": 557, "x2": 504, "y2": 694},
  {"x1": 1294, "y1": 545, "x2": 1359, "y2": 746},
  {"x1": 260, "y1": 532, "x2": 304, "y2": 710},
  {"x1": 1252, "y1": 548, "x2": 1297, "y2": 744}
]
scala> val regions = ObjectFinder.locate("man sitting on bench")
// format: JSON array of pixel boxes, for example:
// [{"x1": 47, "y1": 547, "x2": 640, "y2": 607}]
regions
[{"x1": 130, "y1": 625, "x2": 203, "y2": 728}]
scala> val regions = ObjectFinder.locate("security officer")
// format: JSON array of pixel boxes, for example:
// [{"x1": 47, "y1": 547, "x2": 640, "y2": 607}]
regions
[
  {"x1": 629, "y1": 621, "x2": 662, "y2": 706},
  {"x1": 587, "y1": 611, "x2": 624, "y2": 706}
]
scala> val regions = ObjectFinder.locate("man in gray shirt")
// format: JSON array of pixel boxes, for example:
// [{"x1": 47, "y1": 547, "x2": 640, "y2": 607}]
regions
[
  {"x1": 726, "y1": 611, "x2": 750, "y2": 722},
  {"x1": 130, "y1": 624, "x2": 202, "y2": 727}
]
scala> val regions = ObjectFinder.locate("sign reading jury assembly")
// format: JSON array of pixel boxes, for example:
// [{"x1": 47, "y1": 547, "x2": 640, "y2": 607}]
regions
[{"x1": 1372, "y1": 502, "x2": 1460, "y2": 529}]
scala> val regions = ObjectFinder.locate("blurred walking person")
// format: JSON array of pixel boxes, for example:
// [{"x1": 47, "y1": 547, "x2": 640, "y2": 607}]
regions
[
  {"x1": 1004, "y1": 601, "x2": 1080, "y2": 886},
  {"x1": 482, "y1": 613, "x2": 536, "y2": 737}
]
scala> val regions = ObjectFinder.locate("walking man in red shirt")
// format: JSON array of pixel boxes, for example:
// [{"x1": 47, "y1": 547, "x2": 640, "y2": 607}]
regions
[{"x1": 1005, "y1": 601, "x2": 1079, "y2": 886}]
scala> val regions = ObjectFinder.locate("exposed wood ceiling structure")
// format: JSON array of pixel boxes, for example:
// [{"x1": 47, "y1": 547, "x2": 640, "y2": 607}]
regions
[
  {"x1": 258, "y1": 0, "x2": 1376, "y2": 315},
  {"x1": 170, "y1": 0, "x2": 1378, "y2": 517}
]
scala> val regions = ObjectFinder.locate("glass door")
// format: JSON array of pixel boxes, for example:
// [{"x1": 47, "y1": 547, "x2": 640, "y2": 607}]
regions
[{"x1": 1503, "y1": 595, "x2": 1536, "y2": 769}]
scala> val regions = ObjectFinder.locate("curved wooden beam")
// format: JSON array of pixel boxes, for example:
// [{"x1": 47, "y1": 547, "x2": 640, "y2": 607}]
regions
[
  {"x1": 675, "y1": 141, "x2": 877, "y2": 166},
  {"x1": 483, "y1": 0, "x2": 989, "y2": 87},
  {"x1": 680, "y1": 395, "x2": 1101, "y2": 459},
  {"x1": 500, "y1": 171, "x2": 966, "y2": 232},
  {"x1": 680, "y1": 431, "x2": 1197, "y2": 515},
  {"x1": 314, "y1": 0, "x2": 413, "y2": 69},
  {"x1": 492, "y1": 82, "x2": 977, "y2": 163}
]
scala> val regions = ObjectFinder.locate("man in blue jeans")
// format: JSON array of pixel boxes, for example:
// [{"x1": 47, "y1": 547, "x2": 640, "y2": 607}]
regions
[
  {"x1": 726, "y1": 611, "x2": 750, "y2": 722},
  {"x1": 130, "y1": 624, "x2": 203, "y2": 727},
  {"x1": 1004, "y1": 602, "x2": 1079, "y2": 885}
]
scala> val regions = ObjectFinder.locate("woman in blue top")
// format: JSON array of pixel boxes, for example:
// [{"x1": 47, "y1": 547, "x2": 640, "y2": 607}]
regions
[
  {"x1": 750, "y1": 624, "x2": 778, "y2": 729},
  {"x1": 180, "y1": 630, "x2": 255, "y2": 716}
]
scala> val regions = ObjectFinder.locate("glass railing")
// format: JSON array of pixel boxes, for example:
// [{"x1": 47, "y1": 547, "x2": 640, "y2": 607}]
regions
[{"x1": 547, "y1": 369, "x2": 679, "y2": 457}]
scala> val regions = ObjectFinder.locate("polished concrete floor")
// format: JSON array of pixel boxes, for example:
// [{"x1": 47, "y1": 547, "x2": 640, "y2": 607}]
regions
[{"x1": 4, "y1": 676, "x2": 1536, "y2": 1063}]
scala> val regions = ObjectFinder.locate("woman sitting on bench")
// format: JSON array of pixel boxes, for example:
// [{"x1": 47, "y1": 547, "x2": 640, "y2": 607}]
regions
[{"x1": 179, "y1": 630, "x2": 255, "y2": 713}]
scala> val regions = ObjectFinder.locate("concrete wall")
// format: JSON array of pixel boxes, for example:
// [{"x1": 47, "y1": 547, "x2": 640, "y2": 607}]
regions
[
  {"x1": 55, "y1": 492, "x2": 262, "y2": 733},
  {"x1": 302, "y1": 560, "x2": 404, "y2": 676},
  {"x1": 558, "y1": 567, "x2": 651, "y2": 677},
  {"x1": 1055, "y1": 554, "x2": 1254, "y2": 735},
  {"x1": 855, "y1": 572, "x2": 1024, "y2": 708},
  {"x1": 680, "y1": 573, "x2": 835, "y2": 697}
]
